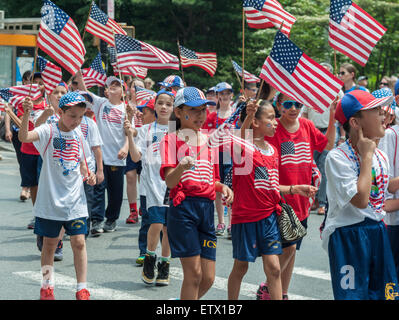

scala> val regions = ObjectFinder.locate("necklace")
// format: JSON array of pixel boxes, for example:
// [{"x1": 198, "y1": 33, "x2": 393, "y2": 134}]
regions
[
  {"x1": 345, "y1": 140, "x2": 386, "y2": 211},
  {"x1": 56, "y1": 123, "x2": 80, "y2": 176}
]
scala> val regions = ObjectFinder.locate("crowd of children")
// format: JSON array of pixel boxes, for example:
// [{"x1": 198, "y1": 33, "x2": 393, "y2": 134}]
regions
[{"x1": 3, "y1": 62, "x2": 399, "y2": 300}]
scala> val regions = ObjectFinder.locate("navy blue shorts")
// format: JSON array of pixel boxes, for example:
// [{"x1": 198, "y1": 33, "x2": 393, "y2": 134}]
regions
[
  {"x1": 125, "y1": 154, "x2": 142, "y2": 174},
  {"x1": 387, "y1": 225, "x2": 399, "y2": 279},
  {"x1": 282, "y1": 218, "x2": 308, "y2": 250},
  {"x1": 218, "y1": 151, "x2": 232, "y2": 184},
  {"x1": 167, "y1": 197, "x2": 217, "y2": 261},
  {"x1": 34, "y1": 217, "x2": 88, "y2": 238},
  {"x1": 20, "y1": 153, "x2": 42, "y2": 187},
  {"x1": 148, "y1": 206, "x2": 168, "y2": 225},
  {"x1": 232, "y1": 212, "x2": 282, "y2": 262},
  {"x1": 328, "y1": 218, "x2": 398, "y2": 300}
]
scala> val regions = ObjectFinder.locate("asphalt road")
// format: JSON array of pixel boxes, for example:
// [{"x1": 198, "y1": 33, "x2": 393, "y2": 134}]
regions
[{"x1": 0, "y1": 139, "x2": 333, "y2": 301}]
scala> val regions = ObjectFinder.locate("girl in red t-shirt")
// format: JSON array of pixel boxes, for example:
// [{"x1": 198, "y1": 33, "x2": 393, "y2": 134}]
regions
[
  {"x1": 160, "y1": 87, "x2": 233, "y2": 300},
  {"x1": 227, "y1": 101, "x2": 317, "y2": 300}
]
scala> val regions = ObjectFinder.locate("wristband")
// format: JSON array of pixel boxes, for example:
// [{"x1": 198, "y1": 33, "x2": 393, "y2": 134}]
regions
[{"x1": 290, "y1": 185, "x2": 294, "y2": 195}]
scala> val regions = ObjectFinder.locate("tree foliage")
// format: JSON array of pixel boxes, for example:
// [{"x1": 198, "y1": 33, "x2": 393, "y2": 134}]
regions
[{"x1": 1, "y1": 0, "x2": 398, "y2": 92}]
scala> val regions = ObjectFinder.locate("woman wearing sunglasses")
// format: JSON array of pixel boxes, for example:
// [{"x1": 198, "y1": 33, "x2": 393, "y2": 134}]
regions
[
  {"x1": 244, "y1": 93, "x2": 337, "y2": 300},
  {"x1": 338, "y1": 63, "x2": 367, "y2": 94}
]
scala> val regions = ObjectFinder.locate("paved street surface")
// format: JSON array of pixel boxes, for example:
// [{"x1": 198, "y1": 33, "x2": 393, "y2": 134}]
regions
[{"x1": 0, "y1": 140, "x2": 333, "y2": 300}]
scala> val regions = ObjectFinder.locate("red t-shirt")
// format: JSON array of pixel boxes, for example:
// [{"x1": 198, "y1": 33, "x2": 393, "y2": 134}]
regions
[
  {"x1": 160, "y1": 133, "x2": 220, "y2": 202},
  {"x1": 18, "y1": 100, "x2": 46, "y2": 155},
  {"x1": 265, "y1": 117, "x2": 328, "y2": 221},
  {"x1": 231, "y1": 142, "x2": 282, "y2": 225}
]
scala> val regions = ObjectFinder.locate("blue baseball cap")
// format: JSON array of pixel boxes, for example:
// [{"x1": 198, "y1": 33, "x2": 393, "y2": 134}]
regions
[
  {"x1": 59, "y1": 92, "x2": 88, "y2": 109},
  {"x1": 174, "y1": 87, "x2": 217, "y2": 108},
  {"x1": 158, "y1": 75, "x2": 185, "y2": 89},
  {"x1": 215, "y1": 82, "x2": 233, "y2": 93},
  {"x1": 206, "y1": 87, "x2": 216, "y2": 94},
  {"x1": 335, "y1": 90, "x2": 393, "y2": 125},
  {"x1": 157, "y1": 88, "x2": 176, "y2": 98}
]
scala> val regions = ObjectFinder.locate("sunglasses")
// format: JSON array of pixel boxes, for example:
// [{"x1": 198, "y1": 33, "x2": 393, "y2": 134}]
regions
[
  {"x1": 282, "y1": 100, "x2": 302, "y2": 109},
  {"x1": 380, "y1": 82, "x2": 389, "y2": 86},
  {"x1": 339, "y1": 71, "x2": 347, "y2": 76}
]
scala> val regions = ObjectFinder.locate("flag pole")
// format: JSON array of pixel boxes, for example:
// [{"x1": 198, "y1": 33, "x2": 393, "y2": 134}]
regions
[
  {"x1": 81, "y1": 0, "x2": 94, "y2": 43},
  {"x1": 28, "y1": 46, "x2": 39, "y2": 97},
  {"x1": 113, "y1": 32, "x2": 127, "y2": 110},
  {"x1": 177, "y1": 39, "x2": 185, "y2": 84},
  {"x1": 241, "y1": 8, "x2": 245, "y2": 96}
]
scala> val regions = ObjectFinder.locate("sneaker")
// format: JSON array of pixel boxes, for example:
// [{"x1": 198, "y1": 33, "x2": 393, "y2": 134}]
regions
[
  {"x1": 54, "y1": 240, "x2": 63, "y2": 262},
  {"x1": 36, "y1": 235, "x2": 43, "y2": 252},
  {"x1": 283, "y1": 294, "x2": 289, "y2": 300},
  {"x1": 156, "y1": 260, "x2": 170, "y2": 286},
  {"x1": 91, "y1": 220, "x2": 104, "y2": 235},
  {"x1": 142, "y1": 253, "x2": 156, "y2": 285},
  {"x1": 136, "y1": 255, "x2": 145, "y2": 266},
  {"x1": 215, "y1": 223, "x2": 225, "y2": 236},
  {"x1": 76, "y1": 288, "x2": 90, "y2": 300},
  {"x1": 104, "y1": 220, "x2": 117, "y2": 232},
  {"x1": 126, "y1": 210, "x2": 139, "y2": 224},
  {"x1": 227, "y1": 226, "x2": 232, "y2": 240},
  {"x1": 20, "y1": 189, "x2": 28, "y2": 201},
  {"x1": 256, "y1": 282, "x2": 271, "y2": 300},
  {"x1": 27, "y1": 217, "x2": 35, "y2": 230},
  {"x1": 40, "y1": 287, "x2": 55, "y2": 300}
]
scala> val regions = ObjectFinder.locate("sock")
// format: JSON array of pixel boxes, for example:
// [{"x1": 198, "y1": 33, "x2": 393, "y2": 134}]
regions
[
  {"x1": 146, "y1": 249, "x2": 156, "y2": 256},
  {"x1": 76, "y1": 282, "x2": 87, "y2": 292},
  {"x1": 160, "y1": 256, "x2": 170, "y2": 262},
  {"x1": 129, "y1": 202, "x2": 137, "y2": 212},
  {"x1": 41, "y1": 266, "x2": 54, "y2": 289}
]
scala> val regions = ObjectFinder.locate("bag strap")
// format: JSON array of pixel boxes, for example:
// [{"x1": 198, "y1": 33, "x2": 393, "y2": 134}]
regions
[{"x1": 43, "y1": 124, "x2": 53, "y2": 155}]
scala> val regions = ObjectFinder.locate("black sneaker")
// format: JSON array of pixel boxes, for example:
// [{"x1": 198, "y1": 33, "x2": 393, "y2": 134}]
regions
[
  {"x1": 142, "y1": 254, "x2": 156, "y2": 285},
  {"x1": 155, "y1": 260, "x2": 170, "y2": 286},
  {"x1": 104, "y1": 220, "x2": 116, "y2": 233}
]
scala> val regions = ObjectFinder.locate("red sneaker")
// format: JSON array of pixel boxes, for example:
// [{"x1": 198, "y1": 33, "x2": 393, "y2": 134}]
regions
[
  {"x1": 76, "y1": 288, "x2": 90, "y2": 300},
  {"x1": 126, "y1": 210, "x2": 139, "y2": 224},
  {"x1": 40, "y1": 287, "x2": 55, "y2": 300}
]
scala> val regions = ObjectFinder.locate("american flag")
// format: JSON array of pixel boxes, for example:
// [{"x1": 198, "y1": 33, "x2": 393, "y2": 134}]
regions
[
  {"x1": 114, "y1": 34, "x2": 180, "y2": 70},
  {"x1": 0, "y1": 85, "x2": 43, "y2": 108},
  {"x1": 102, "y1": 105, "x2": 123, "y2": 124},
  {"x1": 254, "y1": 167, "x2": 279, "y2": 191},
  {"x1": 85, "y1": 2, "x2": 126, "y2": 47},
  {"x1": 260, "y1": 31, "x2": 343, "y2": 114},
  {"x1": 53, "y1": 136, "x2": 80, "y2": 162},
  {"x1": 231, "y1": 60, "x2": 260, "y2": 83},
  {"x1": 179, "y1": 45, "x2": 217, "y2": 77},
  {"x1": 135, "y1": 86, "x2": 156, "y2": 104},
  {"x1": 108, "y1": 46, "x2": 148, "y2": 79},
  {"x1": 280, "y1": 141, "x2": 312, "y2": 166},
  {"x1": 328, "y1": 0, "x2": 386, "y2": 67},
  {"x1": 37, "y1": 55, "x2": 63, "y2": 96},
  {"x1": 37, "y1": 0, "x2": 86, "y2": 76},
  {"x1": 82, "y1": 52, "x2": 107, "y2": 89},
  {"x1": 243, "y1": 0, "x2": 296, "y2": 36}
]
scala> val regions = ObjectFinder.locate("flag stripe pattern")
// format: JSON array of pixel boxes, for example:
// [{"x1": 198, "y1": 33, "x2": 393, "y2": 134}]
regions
[
  {"x1": 85, "y1": 2, "x2": 126, "y2": 46},
  {"x1": 108, "y1": 46, "x2": 147, "y2": 79},
  {"x1": 0, "y1": 85, "x2": 43, "y2": 108},
  {"x1": 135, "y1": 86, "x2": 156, "y2": 103},
  {"x1": 260, "y1": 31, "x2": 343, "y2": 114},
  {"x1": 115, "y1": 34, "x2": 179, "y2": 70},
  {"x1": 254, "y1": 167, "x2": 279, "y2": 191},
  {"x1": 231, "y1": 60, "x2": 260, "y2": 83},
  {"x1": 179, "y1": 45, "x2": 217, "y2": 76},
  {"x1": 53, "y1": 137, "x2": 80, "y2": 162},
  {"x1": 280, "y1": 141, "x2": 312, "y2": 165},
  {"x1": 37, "y1": 55, "x2": 63, "y2": 95},
  {"x1": 102, "y1": 105, "x2": 123, "y2": 124},
  {"x1": 181, "y1": 160, "x2": 214, "y2": 185},
  {"x1": 328, "y1": 0, "x2": 386, "y2": 66},
  {"x1": 37, "y1": 0, "x2": 86, "y2": 75},
  {"x1": 243, "y1": 0, "x2": 296, "y2": 36},
  {"x1": 82, "y1": 52, "x2": 107, "y2": 89}
]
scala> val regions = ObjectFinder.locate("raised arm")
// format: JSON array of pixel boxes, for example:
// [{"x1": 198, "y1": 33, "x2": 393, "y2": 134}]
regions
[{"x1": 18, "y1": 98, "x2": 39, "y2": 143}]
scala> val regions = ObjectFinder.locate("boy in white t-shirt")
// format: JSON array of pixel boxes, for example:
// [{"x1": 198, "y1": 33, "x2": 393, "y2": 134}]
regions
[
  {"x1": 19, "y1": 92, "x2": 96, "y2": 300},
  {"x1": 322, "y1": 90, "x2": 399, "y2": 300},
  {"x1": 75, "y1": 73, "x2": 130, "y2": 234}
]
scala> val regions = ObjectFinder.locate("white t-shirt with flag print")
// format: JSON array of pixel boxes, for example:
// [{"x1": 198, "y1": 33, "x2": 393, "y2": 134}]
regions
[
  {"x1": 33, "y1": 123, "x2": 88, "y2": 221},
  {"x1": 91, "y1": 94, "x2": 133, "y2": 166},
  {"x1": 136, "y1": 122, "x2": 169, "y2": 210},
  {"x1": 78, "y1": 116, "x2": 103, "y2": 173}
]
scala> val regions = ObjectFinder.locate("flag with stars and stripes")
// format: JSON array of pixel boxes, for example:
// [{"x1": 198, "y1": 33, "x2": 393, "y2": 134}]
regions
[
  {"x1": 0, "y1": 85, "x2": 43, "y2": 108},
  {"x1": 135, "y1": 86, "x2": 156, "y2": 104},
  {"x1": 82, "y1": 52, "x2": 107, "y2": 89},
  {"x1": 102, "y1": 105, "x2": 123, "y2": 124},
  {"x1": 328, "y1": 0, "x2": 386, "y2": 67},
  {"x1": 254, "y1": 167, "x2": 279, "y2": 191},
  {"x1": 114, "y1": 34, "x2": 179, "y2": 70},
  {"x1": 243, "y1": 0, "x2": 296, "y2": 36},
  {"x1": 179, "y1": 45, "x2": 217, "y2": 77},
  {"x1": 37, "y1": 55, "x2": 63, "y2": 96},
  {"x1": 85, "y1": 2, "x2": 126, "y2": 47},
  {"x1": 231, "y1": 60, "x2": 260, "y2": 83},
  {"x1": 37, "y1": 0, "x2": 86, "y2": 75},
  {"x1": 53, "y1": 136, "x2": 80, "y2": 163},
  {"x1": 280, "y1": 141, "x2": 312, "y2": 165},
  {"x1": 108, "y1": 46, "x2": 148, "y2": 79},
  {"x1": 260, "y1": 31, "x2": 343, "y2": 114}
]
